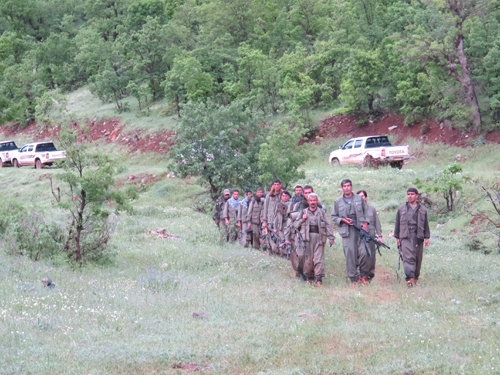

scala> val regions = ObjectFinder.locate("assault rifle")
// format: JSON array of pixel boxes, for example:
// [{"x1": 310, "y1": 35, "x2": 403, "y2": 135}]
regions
[
  {"x1": 350, "y1": 220, "x2": 390, "y2": 257},
  {"x1": 279, "y1": 240, "x2": 293, "y2": 259},
  {"x1": 261, "y1": 224, "x2": 270, "y2": 251}
]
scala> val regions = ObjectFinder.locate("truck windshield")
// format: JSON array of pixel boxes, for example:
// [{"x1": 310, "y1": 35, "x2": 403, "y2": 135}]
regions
[
  {"x1": 0, "y1": 141, "x2": 18, "y2": 151},
  {"x1": 36, "y1": 143, "x2": 58, "y2": 152},
  {"x1": 365, "y1": 136, "x2": 391, "y2": 148}
]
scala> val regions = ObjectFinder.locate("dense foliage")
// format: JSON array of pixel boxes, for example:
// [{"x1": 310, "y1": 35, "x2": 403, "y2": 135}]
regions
[{"x1": 1, "y1": 0, "x2": 500, "y2": 130}]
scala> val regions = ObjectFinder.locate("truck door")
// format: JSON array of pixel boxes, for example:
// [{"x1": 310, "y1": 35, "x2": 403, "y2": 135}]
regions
[
  {"x1": 338, "y1": 140, "x2": 354, "y2": 164},
  {"x1": 349, "y1": 139, "x2": 364, "y2": 164},
  {"x1": 20, "y1": 145, "x2": 35, "y2": 166}
]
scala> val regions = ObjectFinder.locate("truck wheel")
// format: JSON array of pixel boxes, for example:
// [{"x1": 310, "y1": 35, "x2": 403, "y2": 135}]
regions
[
  {"x1": 330, "y1": 158, "x2": 340, "y2": 167},
  {"x1": 397, "y1": 161, "x2": 403, "y2": 170},
  {"x1": 0, "y1": 159, "x2": 4, "y2": 168},
  {"x1": 35, "y1": 159, "x2": 44, "y2": 169},
  {"x1": 13, "y1": 159, "x2": 19, "y2": 168}
]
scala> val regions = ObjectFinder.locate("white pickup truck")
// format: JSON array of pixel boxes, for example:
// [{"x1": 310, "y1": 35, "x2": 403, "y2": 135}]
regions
[
  {"x1": 329, "y1": 135, "x2": 410, "y2": 169},
  {"x1": 10, "y1": 142, "x2": 66, "y2": 169},
  {"x1": 0, "y1": 140, "x2": 19, "y2": 167}
]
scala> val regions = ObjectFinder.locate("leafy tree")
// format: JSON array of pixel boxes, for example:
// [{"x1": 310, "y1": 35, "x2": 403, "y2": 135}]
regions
[
  {"x1": 84, "y1": 0, "x2": 131, "y2": 42},
  {"x1": 0, "y1": 51, "x2": 43, "y2": 125},
  {"x1": 278, "y1": 44, "x2": 318, "y2": 127},
  {"x1": 163, "y1": 54, "x2": 213, "y2": 115},
  {"x1": 84, "y1": 37, "x2": 131, "y2": 110},
  {"x1": 226, "y1": 43, "x2": 282, "y2": 113},
  {"x1": 54, "y1": 126, "x2": 134, "y2": 265},
  {"x1": 126, "y1": 0, "x2": 166, "y2": 30},
  {"x1": 34, "y1": 32, "x2": 79, "y2": 90},
  {"x1": 339, "y1": 49, "x2": 384, "y2": 114},
  {"x1": 400, "y1": 0, "x2": 484, "y2": 129},
  {"x1": 169, "y1": 100, "x2": 262, "y2": 199},
  {"x1": 126, "y1": 17, "x2": 169, "y2": 100},
  {"x1": 258, "y1": 122, "x2": 308, "y2": 189},
  {"x1": 415, "y1": 163, "x2": 464, "y2": 212}
]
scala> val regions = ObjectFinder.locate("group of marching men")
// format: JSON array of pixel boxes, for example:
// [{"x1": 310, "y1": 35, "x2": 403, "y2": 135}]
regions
[{"x1": 212, "y1": 179, "x2": 430, "y2": 287}]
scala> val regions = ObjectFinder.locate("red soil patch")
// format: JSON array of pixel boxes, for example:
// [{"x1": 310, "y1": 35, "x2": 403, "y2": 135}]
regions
[
  {"x1": 2, "y1": 113, "x2": 500, "y2": 154},
  {"x1": 318, "y1": 113, "x2": 498, "y2": 146},
  {"x1": 0, "y1": 119, "x2": 175, "y2": 154}
]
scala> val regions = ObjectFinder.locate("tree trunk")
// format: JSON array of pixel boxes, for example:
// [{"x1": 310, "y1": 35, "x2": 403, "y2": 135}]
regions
[
  {"x1": 75, "y1": 189, "x2": 86, "y2": 264},
  {"x1": 455, "y1": 35, "x2": 481, "y2": 130}
]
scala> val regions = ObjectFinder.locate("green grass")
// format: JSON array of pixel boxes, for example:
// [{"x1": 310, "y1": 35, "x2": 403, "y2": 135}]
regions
[
  {"x1": 56, "y1": 87, "x2": 180, "y2": 134},
  {"x1": 1, "y1": 140, "x2": 500, "y2": 374}
]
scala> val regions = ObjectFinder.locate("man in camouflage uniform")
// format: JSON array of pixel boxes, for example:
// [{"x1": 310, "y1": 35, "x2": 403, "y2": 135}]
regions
[
  {"x1": 394, "y1": 187, "x2": 430, "y2": 287},
  {"x1": 357, "y1": 190, "x2": 384, "y2": 281},
  {"x1": 286, "y1": 185, "x2": 325, "y2": 279},
  {"x1": 212, "y1": 188, "x2": 230, "y2": 241},
  {"x1": 287, "y1": 193, "x2": 335, "y2": 286},
  {"x1": 246, "y1": 188, "x2": 265, "y2": 250},
  {"x1": 262, "y1": 179, "x2": 284, "y2": 255},
  {"x1": 287, "y1": 185, "x2": 311, "y2": 279},
  {"x1": 331, "y1": 179, "x2": 370, "y2": 285},
  {"x1": 223, "y1": 189, "x2": 242, "y2": 243},
  {"x1": 237, "y1": 189, "x2": 253, "y2": 247},
  {"x1": 290, "y1": 185, "x2": 304, "y2": 207},
  {"x1": 272, "y1": 190, "x2": 291, "y2": 257}
]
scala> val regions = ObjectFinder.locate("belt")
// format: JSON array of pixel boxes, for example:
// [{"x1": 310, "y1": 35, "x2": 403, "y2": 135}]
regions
[
  {"x1": 309, "y1": 225, "x2": 319, "y2": 233},
  {"x1": 408, "y1": 225, "x2": 417, "y2": 231}
]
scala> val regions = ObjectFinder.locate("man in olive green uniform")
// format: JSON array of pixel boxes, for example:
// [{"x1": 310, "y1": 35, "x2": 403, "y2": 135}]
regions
[
  {"x1": 212, "y1": 189, "x2": 230, "y2": 241},
  {"x1": 246, "y1": 188, "x2": 265, "y2": 250},
  {"x1": 223, "y1": 189, "x2": 242, "y2": 243},
  {"x1": 262, "y1": 179, "x2": 284, "y2": 255},
  {"x1": 331, "y1": 179, "x2": 370, "y2": 285},
  {"x1": 273, "y1": 190, "x2": 291, "y2": 257},
  {"x1": 287, "y1": 193, "x2": 335, "y2": 286},
  {"x1": 357, "y1": 190, "x2": 384, "y2": 281},
  {"x1": 237, "y1": 189, "x2": 253, "y2": 247},
  {"x1": 286, "y1": 185, "x2": 314, "y2": 279},
  {"x1": 394, "y1": 188, "x2": 430, "y2": 287}
]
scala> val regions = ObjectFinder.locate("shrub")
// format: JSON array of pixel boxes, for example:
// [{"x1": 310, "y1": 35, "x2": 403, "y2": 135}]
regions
[{"x1": 0, "y1": 203, "x2": 64, "y2": 261}]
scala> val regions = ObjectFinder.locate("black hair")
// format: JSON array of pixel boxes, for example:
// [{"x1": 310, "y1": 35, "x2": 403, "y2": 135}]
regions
[
  {"x1": 356, "y1": 190, "x2": 367, "y2": 198},
  {"x1": 341, "y1": 179, "x2": 352, "y2": 187}
]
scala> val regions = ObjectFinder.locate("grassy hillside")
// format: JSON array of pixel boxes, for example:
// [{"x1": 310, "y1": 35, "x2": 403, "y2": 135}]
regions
[{"x1": 1, "y1": 125, "x2": 500, "y2": 374}]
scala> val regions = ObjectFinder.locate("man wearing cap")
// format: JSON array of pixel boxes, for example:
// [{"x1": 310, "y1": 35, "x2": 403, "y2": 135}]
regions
[
  {"x1": 288, "y1": 193, "x2": 335, "y2": 286},
  {"x1": 246, "y1": 187, "x2": 265, "y2": 250},
  {"x1": 213, "y1": 189, "x2": 231, "y2": 240},
  {"x1": 237, "y1": 189, "x2": 253, "y2": 247},
  {"x1": 394, "y1": 187, "x2": 430, "y2": 287},
  {"x1": 357, "y1": 190, "x2": 384, "y2": 281},
  {"x1": 331, "y1": 179, "x2": 370, "y2": 285},
  {"x1": 223, "y1": 189, "x2": 243, "y2": 243}
]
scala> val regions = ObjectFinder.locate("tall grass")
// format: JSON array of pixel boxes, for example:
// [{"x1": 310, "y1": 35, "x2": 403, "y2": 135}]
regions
[{"x1": 1, "y1": 141, "x2": 500, "y2": 374}]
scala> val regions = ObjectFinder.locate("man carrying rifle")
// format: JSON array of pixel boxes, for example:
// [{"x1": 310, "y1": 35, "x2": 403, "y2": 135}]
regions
[
  {"x1": 262, "y1": 179, "x2": 284, "y2": 255},
  {"x1": 357, "y1": 190, "x2": 384, "y2": 281},
  {"x1": 238, "y1": 189, "x2": 253, "y2": 247},
  {"x1": 246, "y1": 188, "x2": 265, "y2": 250},
  {"x1": 394, "y1": 187, "x2": 430, "y2": 287},
  {"x1": 331, "y1": 179, "x2": 370, "y2": 285},
  {"x1": 286, "y1": 185, "x2": 315, "y2": 279},
  {"x1": 286, "y1": 193, "x2": 335, "y2": 286},
  {"x1": 223, "y1": 189, "x2": 242, "y2": 243},
  {"x1": 273, "y1": 190, "x2": 291, "y2": 257}
]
